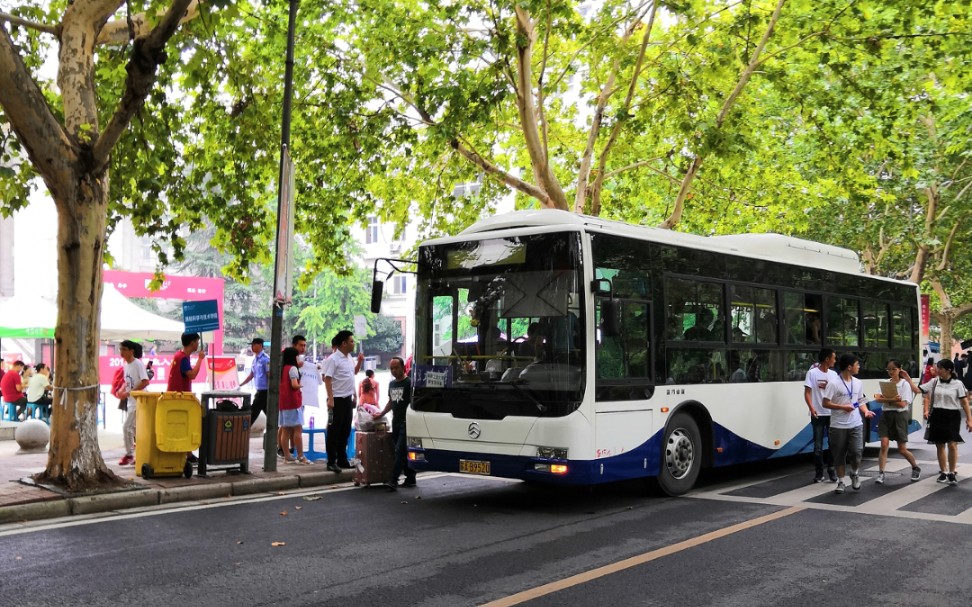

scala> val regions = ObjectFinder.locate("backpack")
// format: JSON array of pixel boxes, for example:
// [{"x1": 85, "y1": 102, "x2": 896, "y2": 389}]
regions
[{"x1": 110, "y1": 367, "x2": 125, "y2": 399}]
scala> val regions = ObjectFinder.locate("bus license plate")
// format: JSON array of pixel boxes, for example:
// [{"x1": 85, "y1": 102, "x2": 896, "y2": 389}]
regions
[{"x1": 459, "y1": 459, "x2": 491, "y2": 475}]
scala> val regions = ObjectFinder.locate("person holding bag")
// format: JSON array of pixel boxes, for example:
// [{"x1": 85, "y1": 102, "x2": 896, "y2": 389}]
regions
[{"x1": 920, "y1": 358, "x2": 972, "y2": 485}]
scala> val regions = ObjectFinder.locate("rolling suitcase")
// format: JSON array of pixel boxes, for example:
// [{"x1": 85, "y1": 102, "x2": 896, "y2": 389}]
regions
[{"x1": 353, "y1": 429, "x2": 394, "y2": 487}]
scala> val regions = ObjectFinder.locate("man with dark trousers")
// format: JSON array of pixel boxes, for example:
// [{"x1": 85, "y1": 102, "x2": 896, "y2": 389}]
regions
[
  {"x1": 323, "y1": 330, "x2": 364, "y2": 472},
  {"x1": 374, "y1": 356, "x2": 417, "y2": 490}
]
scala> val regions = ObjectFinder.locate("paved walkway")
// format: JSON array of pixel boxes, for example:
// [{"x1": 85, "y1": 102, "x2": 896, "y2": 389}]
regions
[{"x1": 0, "y1": 423, "x2": 352, "y2": 525}]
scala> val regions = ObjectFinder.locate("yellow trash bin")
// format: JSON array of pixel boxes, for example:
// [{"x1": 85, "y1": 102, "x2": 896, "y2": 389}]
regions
[{"x1": 133, "y1": 391, "x2": 202, "y2": 479}]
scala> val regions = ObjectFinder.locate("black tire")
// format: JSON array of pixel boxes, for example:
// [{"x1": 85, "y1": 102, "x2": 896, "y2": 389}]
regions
[
  {"x1": 141, "y1": 464, "x2": 154, "y2": 479},
  {"x1": 658, "y1": 412, "x2": 703, "y2": 496},
  {"x1": 183, "y1": 462, "x2": 193, "y2": 479}
]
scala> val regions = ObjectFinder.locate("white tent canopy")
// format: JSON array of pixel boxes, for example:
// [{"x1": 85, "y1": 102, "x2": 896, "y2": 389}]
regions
[
  {"x1": 0, "y1": 284, "x2": 185, "y2": 342},
  {"x1": 0, "y1": 294, "x2": 58, "y2": 338},
  {"x1": 99, "y1": 283, "x2": 185, "y2": 341}
]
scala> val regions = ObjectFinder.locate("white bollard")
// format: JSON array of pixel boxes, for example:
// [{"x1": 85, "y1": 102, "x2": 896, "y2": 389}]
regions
[{"x1": 15, "y1": 419, "x2": 50, "y2": 452}]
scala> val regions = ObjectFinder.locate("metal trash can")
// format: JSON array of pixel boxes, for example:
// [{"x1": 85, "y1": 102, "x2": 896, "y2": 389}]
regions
[
  {"x1": 198, "y1": 391, "x2": 252, "y2": 477},
  {"x1": 133, "y1": 391, "x2": 202, "y2": 479}
]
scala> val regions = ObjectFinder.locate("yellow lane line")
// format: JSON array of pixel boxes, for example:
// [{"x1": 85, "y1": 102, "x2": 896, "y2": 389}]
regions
[{"x1": 480, "y1": 505, "x2": 804, "y2": 607}]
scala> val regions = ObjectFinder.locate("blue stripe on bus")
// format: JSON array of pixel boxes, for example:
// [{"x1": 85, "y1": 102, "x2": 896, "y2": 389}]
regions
[{"x1": 411, "y1": 414, "x2": 924, "y2": 485}]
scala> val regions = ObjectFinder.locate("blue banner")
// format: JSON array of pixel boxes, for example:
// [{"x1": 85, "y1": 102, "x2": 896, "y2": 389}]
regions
[{"x1": 183, "y1": 299, "x2": 220, "y2": 333}]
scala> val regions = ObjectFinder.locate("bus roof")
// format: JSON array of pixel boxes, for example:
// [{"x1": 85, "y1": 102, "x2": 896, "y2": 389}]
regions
[{"x1": 452, "y1": 209, "x2": 864, "y2": 275}]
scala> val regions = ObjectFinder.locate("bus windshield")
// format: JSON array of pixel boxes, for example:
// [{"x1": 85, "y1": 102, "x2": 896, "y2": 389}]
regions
[{"x1": 413, "y1": 232, "x2": 585, "y2": 419}]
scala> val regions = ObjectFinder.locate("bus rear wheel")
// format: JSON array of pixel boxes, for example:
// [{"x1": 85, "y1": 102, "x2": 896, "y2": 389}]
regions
[{"x1": 658, "y1": 413, "x2": 702, "y2": 496}]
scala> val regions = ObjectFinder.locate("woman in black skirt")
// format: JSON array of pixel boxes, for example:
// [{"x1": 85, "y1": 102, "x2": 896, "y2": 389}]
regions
[{"x1": 920, "y1": 359, "x2": 972, "y2": 485}]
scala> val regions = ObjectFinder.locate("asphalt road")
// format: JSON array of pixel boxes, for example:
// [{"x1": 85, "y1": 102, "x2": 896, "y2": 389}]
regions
[{"x1": 2, "y1": 438, "x2": 971, "y2": 607}]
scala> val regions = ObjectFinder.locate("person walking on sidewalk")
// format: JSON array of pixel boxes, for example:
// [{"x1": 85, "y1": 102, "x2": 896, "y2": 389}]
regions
[
  {"x1": 822, "y1": 353, "x2": 874, "y2": 494},
  {"x1": 921, "y1": 358, "x2": 972, "y2": 486},
  {"x1": 804, "y1": 348, "x2": 838, "y2": 483},
  {"x1": 374, "y1": 356, "x2": 416, "y2": 490},
  {"x1": 240, "y1": 337, "x2": 270, "y2": 426},
  {"x1": 117, "y1": 340, "x2": 149, "y2": 466},
  {"x1": 873, "y1": 359, "x2": 922, "y2": 484},
  {"x1": 323, "y1": 330, "x2": 364, "y2": 473}
]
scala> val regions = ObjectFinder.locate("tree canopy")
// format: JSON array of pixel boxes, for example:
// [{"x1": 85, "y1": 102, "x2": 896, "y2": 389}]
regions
[{"x1": 1, "y1": 0, "x2": 970, "y2": 488}]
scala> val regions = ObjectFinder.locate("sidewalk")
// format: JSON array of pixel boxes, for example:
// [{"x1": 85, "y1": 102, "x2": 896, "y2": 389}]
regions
[{"x1": 0, "y1": 425, "x2": 352, "y2": 525}]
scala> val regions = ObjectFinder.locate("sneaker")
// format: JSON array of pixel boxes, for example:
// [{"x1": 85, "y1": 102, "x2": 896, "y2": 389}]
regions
[
  {"x1": 277, "y1": 447, "x2": 285, "y2": 458},
  {"x1": 835, "y1": 481, "x2": 845, "y2": 494},
  {"x1": 827, "y1": 468, "x2": 838, "y2": 482},
  {"x1": 327, "y1": 463, "x2": 342, "y2": 473},
  {"x1": 937, "y1": 472, "x2": 948, "y2": 484},
  {"x1": 118, "y1": 454, "x2": 134, "y2": 466},
  {"x1": 911, "y1": 467, "x2": 921, "y2": 482},
  {"x1": 948, "y1": 473, "x2": 958, "y2": 486},
  {"x1": 851, "y1": 475, "x2": 861, "y2": 490},
  {"x1": 812, "y1": 474, "x2": 825, "y2": 483},
  {"x1": 401, "y1": 478, "x2": 417, "y2": 488},
  {"x1": 875, "y1": 472, "x2": 885, "y2": 485},
  {"x1": 383, "y1": 481, "x2": 398, "y2": 492}
]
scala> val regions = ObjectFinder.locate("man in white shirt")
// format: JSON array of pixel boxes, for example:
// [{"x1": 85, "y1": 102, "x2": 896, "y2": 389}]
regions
[
  {"x1": 804, "y1": 348, "x2": 839, "y2": 483},
  {"x1": 118, "y1": 340, "x2": 150, "y2": 466},
  {"x1": 323, "y1": 330, "x2": 364, "y2": 472}
]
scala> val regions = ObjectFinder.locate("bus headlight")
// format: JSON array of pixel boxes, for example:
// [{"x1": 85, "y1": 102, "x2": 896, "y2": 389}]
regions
[
  {"x1": 408, "y1": 437, "x2": 423, "y2": 449},
  {"x1": 537, "y1": 446, "x2": 568, "y2": 459}
]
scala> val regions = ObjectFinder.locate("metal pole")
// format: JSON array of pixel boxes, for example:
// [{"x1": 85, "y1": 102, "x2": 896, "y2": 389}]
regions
[{"x1": 265, "y1": 0, "x2": 299, "y2": 473}]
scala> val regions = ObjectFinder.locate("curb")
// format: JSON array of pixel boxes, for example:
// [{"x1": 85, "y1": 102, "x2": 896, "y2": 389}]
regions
[
  {"x1": 230, "y1": 476, "x2": 301, "y2": 496},
  {"x1": 0, "y1": 469, "x2": 358, "y2": 525},
  {"x1": 0, "y1": 499, "x2": 72, "y2": 524},
  {"x1": 159, "y1": 484, "x2": 233, "y2": 504},
  {"x1": 71, "y1": 490, "x2": 161, "y2": 515}
]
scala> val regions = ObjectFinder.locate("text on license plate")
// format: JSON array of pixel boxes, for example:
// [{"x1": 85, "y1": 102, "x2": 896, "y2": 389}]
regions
[{"x1": 459, "y1": 459, "x2": 491, "y2": 475}]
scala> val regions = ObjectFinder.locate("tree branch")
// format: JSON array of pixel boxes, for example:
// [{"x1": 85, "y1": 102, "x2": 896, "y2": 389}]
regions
[
  {"x1": 537, "y1": 0, "x2": 552, "y2": 155},
  {"x1": 910, "y1": 184, "x2": 938, "y2": 284},
  {"x1": 935, "y1": 220, "x2": 961, "y2": 272},
  {"x1": 514, "y1": 6, "x2": 567, "y2": 210},
  {"x1": 0, "y1": 18, "x2": 76, "y2": 201},
  {"x1": 574, "y1": 4, "x2": 653, "y2": 213},
  {"x1": 0, "y1": 11, "x2": 60, "y2": 36},
  {"x1": 92, "y1": 0, "x2": 195, "y2": 172},
  {"x1": 450, "y1": 137, "x2": 553, "y2": 206},
  {"x1": 588, "y1": 2, "x2": 659, "y2": 216},
  {"x1": 96, "y1": 0, "x2": 199, "y2": 46},
  {"x1": 659, "y1": 0, "x2": 786, "y2": 230}
]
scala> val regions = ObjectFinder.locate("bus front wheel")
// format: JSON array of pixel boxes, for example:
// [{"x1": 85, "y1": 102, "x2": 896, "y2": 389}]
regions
[{"x1": 658, "y1": 413, "x2": 701, "y2": 496}]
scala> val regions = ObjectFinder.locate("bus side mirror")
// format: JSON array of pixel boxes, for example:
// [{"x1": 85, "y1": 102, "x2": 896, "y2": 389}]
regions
[
  {"x1": 370, "y1": 280, "x2": 384, "y2": 313},
  {"x1": 592, "y1": 278, "x2": 612, "y2": 297},
  {"x1": 600, "y1": 298, "x2": 621, "y2": 337}
]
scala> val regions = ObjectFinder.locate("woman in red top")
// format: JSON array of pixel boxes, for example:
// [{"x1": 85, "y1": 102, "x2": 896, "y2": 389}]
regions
[{"x1": 279, "y1": 347, "x2": 309, "y2": 464}]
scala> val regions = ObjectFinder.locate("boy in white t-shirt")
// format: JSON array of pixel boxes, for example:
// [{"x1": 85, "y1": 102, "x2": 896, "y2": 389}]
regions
[
  {"x1": 117, "y1": 340, "x2": 149, "y2": 466},
  {"x1": 822, "y1": 353, "x2": 875, "y2": 494},
  {"x1": 804, "y1": 349, "x2": 838, "y2": 483}
]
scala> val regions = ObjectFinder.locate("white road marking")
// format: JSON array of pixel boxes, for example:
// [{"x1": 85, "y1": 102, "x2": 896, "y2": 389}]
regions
[{"x1": 689, "y1": 458, "x2": 972, "y2": 526}]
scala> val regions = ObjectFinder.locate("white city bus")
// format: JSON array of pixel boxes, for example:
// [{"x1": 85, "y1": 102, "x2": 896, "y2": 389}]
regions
[{"x1": 399, "y1": 209, "x2": 920, "y2": 495}]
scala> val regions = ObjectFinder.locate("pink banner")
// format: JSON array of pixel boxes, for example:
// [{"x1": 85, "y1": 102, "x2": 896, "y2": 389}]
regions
[
  {"x1": 99, "y1": 354, "x2": 210, "y2": 386},
  {"x1": 103, "y1": 270, "x2": 225, "y2": 355}
]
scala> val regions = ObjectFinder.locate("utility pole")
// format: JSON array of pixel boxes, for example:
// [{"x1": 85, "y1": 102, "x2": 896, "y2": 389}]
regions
[{"x1": 265, "y1": 0, "x2": 299, "y2": 472}]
